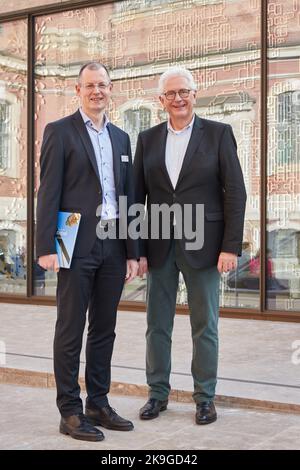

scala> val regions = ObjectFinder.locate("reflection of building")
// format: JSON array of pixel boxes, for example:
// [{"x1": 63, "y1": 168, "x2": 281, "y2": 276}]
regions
[
  {"x1": 0, "y1": 19, "x2": 27, "y2": 293},
  {"x1": 123, "y1": 106, "x2": 152, "y2": 154},
  {"x1": 0, "y1": 0, "x2": 299, "y2": 320}
]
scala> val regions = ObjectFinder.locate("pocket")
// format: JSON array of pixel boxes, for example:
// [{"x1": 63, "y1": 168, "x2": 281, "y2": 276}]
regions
[
  {"x1": 60, "y1": 208, "x2": 81, "y2": 213},
  {"x1": 205, "y1": 212, "x2": 224, "y2": 221}
]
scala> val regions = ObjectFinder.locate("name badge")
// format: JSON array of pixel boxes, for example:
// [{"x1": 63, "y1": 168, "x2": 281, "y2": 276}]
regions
[{"x1": 121, "y1": 155, "x2": 129, "y2": 162}]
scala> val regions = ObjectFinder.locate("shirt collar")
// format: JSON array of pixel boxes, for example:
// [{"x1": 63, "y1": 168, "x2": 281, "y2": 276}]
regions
[
  {"x1": 79, "y1": 108, "x2": 109, "y2": 131},
  {"x1": 167, "y1": 114, "x2": 195, "y2": 135}
]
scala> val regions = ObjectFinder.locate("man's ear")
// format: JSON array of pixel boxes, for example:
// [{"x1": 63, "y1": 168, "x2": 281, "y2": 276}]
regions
[{"x1": 75, "y1": 83, "x2": 81, "y2": 97}]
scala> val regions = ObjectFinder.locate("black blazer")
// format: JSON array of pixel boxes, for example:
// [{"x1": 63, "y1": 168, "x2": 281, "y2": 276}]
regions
[
  {"x1": 36, "y1": 110, "x2": 138, "y2": 260},
  {"x1": 133, "y1": 115, "x2": 247, "y2": 269}
]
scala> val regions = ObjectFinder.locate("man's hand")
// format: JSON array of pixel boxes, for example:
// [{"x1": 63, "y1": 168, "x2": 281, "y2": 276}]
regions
[
  {"x1": 125, "y1": 259, "x2": 139, "y2": 283},
  {"x1": 38, "y1": 254, "x2": 60, "y2": 273},
  {"x1": 138, "y1": 256, "x2": 148, "y2": 278},
  {"x1": 217, "y1": 252, "x2": 237, "y2": 274}
]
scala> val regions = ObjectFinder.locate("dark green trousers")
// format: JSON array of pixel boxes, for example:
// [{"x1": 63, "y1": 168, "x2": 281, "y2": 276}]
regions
[{"x1": 146, "y1": 239, "x2": 220, "y2": 404}]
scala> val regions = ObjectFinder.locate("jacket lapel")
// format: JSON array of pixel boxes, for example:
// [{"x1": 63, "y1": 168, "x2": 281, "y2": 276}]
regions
[
  {"x1": 72, "y1": 110, "x2": 101, "y2": 181},
  {"x1": 107, "y1": 123, "x2": 121, "y2": 192},
  {"x1": 157, "y1": 123, "x2": 173, "y2": 190},
  {"x1": 175, "y1": 115, "x2": 204, "y2": 188}
]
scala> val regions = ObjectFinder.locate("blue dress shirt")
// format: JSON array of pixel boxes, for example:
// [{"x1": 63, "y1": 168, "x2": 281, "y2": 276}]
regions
[{"x1": 79, "y1": 108, "x2": 118, "y2": 220}]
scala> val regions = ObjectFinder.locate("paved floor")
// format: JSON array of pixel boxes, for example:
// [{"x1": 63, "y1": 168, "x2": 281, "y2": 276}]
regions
[
  {"x1": 1, "y1": 383, "x2": 300, "y2": 450},
  {"x1": 1, "y1": 302, "x2": 300, "y2": 450},
  {"x1": 1, "y1": 303, "x2": 300, "y2": 404}
]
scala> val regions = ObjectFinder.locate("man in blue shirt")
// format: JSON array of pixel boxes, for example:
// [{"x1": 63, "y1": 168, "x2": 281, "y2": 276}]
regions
[{"x1": 36, "y1": 62, "x2": 138, "y2": 442}]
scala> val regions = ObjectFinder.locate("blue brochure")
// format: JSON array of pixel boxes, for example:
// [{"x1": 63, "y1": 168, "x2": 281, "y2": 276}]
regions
[{"x1": 55, "y1": 212, "x2": 81, "y2": 268}]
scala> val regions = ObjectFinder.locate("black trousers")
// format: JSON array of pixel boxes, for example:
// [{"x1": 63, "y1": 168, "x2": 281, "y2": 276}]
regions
[{"x1": 54, "y1": 237, "x2": 127, "y2": 417}]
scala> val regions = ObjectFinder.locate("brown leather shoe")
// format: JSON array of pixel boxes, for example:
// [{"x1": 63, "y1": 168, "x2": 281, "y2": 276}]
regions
[
  {"x1": 139, "y1": 398, "x2": 168, "y2": 420},
  {"x1": 195, "y1": 401, "x2": 217, "y2": 425},
  {"x1": 59, "y1": 413, "x2": 104, "y2": 441},
  {"x1": 85, "y1": 404, "x2": 134, "y2": 431}
]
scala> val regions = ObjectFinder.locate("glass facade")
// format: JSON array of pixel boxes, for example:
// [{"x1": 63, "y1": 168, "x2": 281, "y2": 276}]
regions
[
  {"x1": 267, "y1": 0, "x2": 300, "y2": 311},
  {"x1": 0, "y1": 0, "x2": 299, "y2": 318},
  {"x1": 0, "y1": 0, "x2": 71, "y2": 15},
  {"x1": 0, "y1": 20, "x2": 27, "y2": 294}
]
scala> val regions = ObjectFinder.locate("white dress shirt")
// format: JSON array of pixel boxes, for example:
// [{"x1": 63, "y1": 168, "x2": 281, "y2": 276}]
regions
[{"x1": 165, "y1": 115, "x2": 195, "y2": 189}]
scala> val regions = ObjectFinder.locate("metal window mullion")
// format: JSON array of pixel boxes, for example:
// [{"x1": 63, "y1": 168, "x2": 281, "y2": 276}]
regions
[
  {"x1": 260, "y1": 0, "x2": 268, "y2": 313},
  {"x1": 26, "y1": 14, "x2": 35, "y2": 298}
]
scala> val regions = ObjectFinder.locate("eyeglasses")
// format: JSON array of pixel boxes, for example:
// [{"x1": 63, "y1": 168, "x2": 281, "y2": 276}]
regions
[
  {"x1": 163, "y1": 89, "x2": 192, "y2": 100},
  {"x1": 80, "y1": 82, "x2": 111, "y2": 91}
]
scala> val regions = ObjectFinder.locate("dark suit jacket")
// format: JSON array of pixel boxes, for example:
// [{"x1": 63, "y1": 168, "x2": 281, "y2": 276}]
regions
[
  {"x1": 36, "y1": 109, "x2": 138, "y2": 260},
  {"x1": 133, "y1": 115, "x2": 247, "y2": 269}
]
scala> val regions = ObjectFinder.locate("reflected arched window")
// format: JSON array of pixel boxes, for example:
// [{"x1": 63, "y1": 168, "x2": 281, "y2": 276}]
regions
[
  {"x1": 277, "y1": 91, "x2": 300, "y2": 165},
  {"x1": 269, "y1": 229, "x2": 299, "y2": 259},
  {"x1": 124, "y1": 107, "x2": 151, "y2": 155},
  {"x1": 0, "y1": 100, "x2": 11, "y2": 171},
  {"x1": 0, "y1": 229, "x2": 17, "y2": 277}
]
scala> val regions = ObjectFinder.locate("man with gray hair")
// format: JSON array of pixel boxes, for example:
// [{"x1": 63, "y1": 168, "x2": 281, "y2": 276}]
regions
[{"x1": 134, "y1": 66, "x2": 246, "y2": 424}]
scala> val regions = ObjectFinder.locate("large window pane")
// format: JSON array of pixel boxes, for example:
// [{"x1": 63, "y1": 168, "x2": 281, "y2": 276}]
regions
[
  {"x1": 267, "y1": 0, "x2": 300, "y2": 311},
  {"x1": 0, "y1": 20, "x2": 27, "y2": 295},
  {"x1": 0, "y1": 0, "x2": 65, "y2": 15},
  {"x1": 34, "y1": 1, "x2": 260, "y2": 309},
  {"x1": 33, "y1": 4, "x2": 114, "y2": 296}
]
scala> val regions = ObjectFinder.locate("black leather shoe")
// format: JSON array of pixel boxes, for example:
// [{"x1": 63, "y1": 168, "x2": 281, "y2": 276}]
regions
[
  {"x1": 59, "y1": 413, "x2": 104, "y2": 441},
  {"x1": 85, "y1": 404, "x2": 134, "y2": 431},
  {"x1": 139, "y1": 398, "x2": 168, "y2": 420},
  {"x1": 195, "y1": 401, "x2": 217, "y2": 425}
]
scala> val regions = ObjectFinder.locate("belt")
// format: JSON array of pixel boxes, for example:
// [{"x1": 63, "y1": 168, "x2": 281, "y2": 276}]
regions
[{"x1": 99, "y1": 218, "x2": 118, "y2": 228}]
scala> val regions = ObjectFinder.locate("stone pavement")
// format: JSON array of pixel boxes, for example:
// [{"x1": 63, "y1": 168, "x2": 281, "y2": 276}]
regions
[
  {"x1": 1, "y1": 383, "x2": 300, "y2": 450},
  {"x1": 1, "y1": 302, "x2": 300, "y2": 449}
]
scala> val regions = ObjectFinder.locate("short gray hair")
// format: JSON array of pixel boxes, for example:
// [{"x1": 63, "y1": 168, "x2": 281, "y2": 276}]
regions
[{"x1": 158, "y1": 67, "x2": 197, "y2": 94}]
